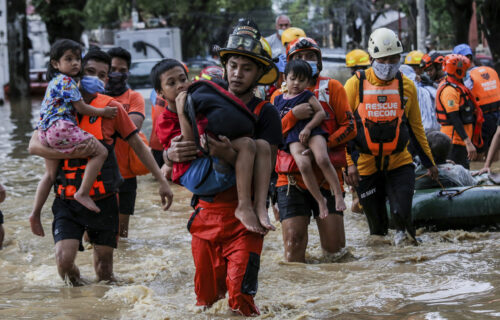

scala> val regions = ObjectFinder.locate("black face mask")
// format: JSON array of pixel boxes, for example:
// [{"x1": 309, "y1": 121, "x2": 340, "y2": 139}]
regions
[{"x1": 105, "y1": 72, "x2": 129, "y2": 96}]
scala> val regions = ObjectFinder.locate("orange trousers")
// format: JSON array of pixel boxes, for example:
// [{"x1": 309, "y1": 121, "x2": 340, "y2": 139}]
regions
[{"x1": 188, "y1": 199, "x2": 263, "y2": 316}]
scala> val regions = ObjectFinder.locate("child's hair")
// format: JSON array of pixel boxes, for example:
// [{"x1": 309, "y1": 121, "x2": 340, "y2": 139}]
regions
[
  {"x1": 107, "y1": 47, "x2": 132, "y2": 69},
  {"x1": 284, "y1": 59, "x2": 313, "y2": 81},
  {"x1": 82, "y1": 48, "x2": 112, "y2": 71},
  {"x1": 426, "y1": 131, "x2": 452, "y2": 164},
  {"x1": 47, "y1": 39, "x2": 82, "y2": 81},
  {"x1": 150, "y1": 59, "x2": 188, "y2": 93}
]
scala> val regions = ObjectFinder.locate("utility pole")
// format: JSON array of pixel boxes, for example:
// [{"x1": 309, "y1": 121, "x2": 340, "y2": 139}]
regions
[
  {"x1": 6, "y1": 0, "x2": 30, "y2": 100},
  {"x1": 416, "y1": 0, "x2": 426, "y2": 51}
]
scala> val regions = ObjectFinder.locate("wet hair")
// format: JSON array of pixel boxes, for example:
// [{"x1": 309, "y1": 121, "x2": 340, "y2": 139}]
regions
[
  {"x1": 82, "y1": 48, "x2": 112, "y2": 71},
  {"x1": 426, "y1": 131, "x2": 452, "y2": 164},
  {"x1": 47, "y1": 39, "x2": 82, "y2": 81},
  {"x1": 107, "y1": 47, "x2": 132, "y2": 69},
  {"x1": 150, "y1": 58, "x2": 188, "y2": 92},
  {"x1": 284, "y1": 59, "x2": 312, "y2": 81}
]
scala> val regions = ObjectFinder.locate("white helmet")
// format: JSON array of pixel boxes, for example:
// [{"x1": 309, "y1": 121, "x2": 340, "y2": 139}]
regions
[{"x1": 368, "y1": 28, "x2": 403, "y2": 59}]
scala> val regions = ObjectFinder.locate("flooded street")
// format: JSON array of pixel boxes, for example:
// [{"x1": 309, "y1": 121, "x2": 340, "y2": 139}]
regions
[{"x1": 0, "y1": 98, "x2": 499, "y2": 320}]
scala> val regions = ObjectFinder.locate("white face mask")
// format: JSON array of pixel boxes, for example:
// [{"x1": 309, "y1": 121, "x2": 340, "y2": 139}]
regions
[
  {"x1": 372, "y1": 60, "x2": 401, "y2": 81},
  {"x1": 278, "y1": 29, "x2": 284, "y2": 36}
]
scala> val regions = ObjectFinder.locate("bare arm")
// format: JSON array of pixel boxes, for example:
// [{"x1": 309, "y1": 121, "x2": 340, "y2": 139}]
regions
[
  {"x1": 174, "y1": 92, "x2": 195, "y2": 142},
  {"x1": 127, "y1": 133, "x2": 173, "y2": 210},
  {"x1": 304, "y1": 95, "x2": 326, "y2": 131},
  {"x1": 129, "y1": 114, "x2": 144, "y2": 130},
  {"x1": 72, "y1": 99, "x2": 117, "y2": 118},
  {"x1": 28, "y1": 130, "x2": 98, "y2": 159},
  {"x1": 480, "y1": 125, "x2": 500, "y2": 173}
]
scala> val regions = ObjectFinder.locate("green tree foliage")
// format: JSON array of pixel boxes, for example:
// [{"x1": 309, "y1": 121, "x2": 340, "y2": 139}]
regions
[
  {"x1": 84, "y1": 0, "x2": 274, "y2": 58},
  {"x1": 32, "y1": 0, "x2": 87, "y2": 44}
]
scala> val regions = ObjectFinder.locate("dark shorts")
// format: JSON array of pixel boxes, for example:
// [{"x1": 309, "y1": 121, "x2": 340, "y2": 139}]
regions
[
  {"x1": 276, "y1": 184, "x2": 343, "y2": 222},
  {"x1": 118, "y1": 177, "x2": 137, "y2": 215},
  {"x1": 0, "y1": 210, "x2": 3, "y2": 224},
  {"x1": 152, "y1": 149, "x2": 165, "y2": 168},
  {"x1": 52, "y1": 195, "x2": 119, "y2": 251}
]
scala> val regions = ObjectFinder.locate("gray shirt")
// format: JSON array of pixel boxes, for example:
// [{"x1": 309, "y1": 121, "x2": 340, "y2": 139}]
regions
[{"x1": 265, "y1": 33, "x2": 285, "y2": 59}]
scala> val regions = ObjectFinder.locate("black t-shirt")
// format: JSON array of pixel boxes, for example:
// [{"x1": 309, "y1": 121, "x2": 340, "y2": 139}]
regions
[{"x1": 247, "y1": 97, "x2": 283, "y2": 147}]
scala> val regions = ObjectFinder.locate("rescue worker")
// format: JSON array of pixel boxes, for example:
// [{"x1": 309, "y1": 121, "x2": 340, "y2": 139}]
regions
[
  {"x1": 404, "y1": 50, "x2": 425, "y2": 76},
  {"x1": 164, "y1": 19, "x2": 282, "y2": 316},
  {"x1": 28, "y1": 49, "x2": 173, "y2": 285},
  {"x1": 106, "y1": 47, "x2": 147, "y2": 238},
  {"x1": 343, "y1": 28, "x2": 438, "y2": 245},
  {"x1": 346, "y1": 49, "x2": 371, "y2": 75},
  {"x1": 436, "y1": 54, "x2": 483, "y2": 169},
  {"x1": 420, "y1": 51, "x2": 445, "y2": 88},
  {"x1": 271, "y1": 36, "x2": 357, "y2": 261},
  {"x1": 193, "y1": 65, "x2": 224, "y2": 81}
]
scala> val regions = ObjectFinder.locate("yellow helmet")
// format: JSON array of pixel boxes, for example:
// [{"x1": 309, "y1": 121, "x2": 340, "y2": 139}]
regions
[
  {"x1": 345, "y1": 49, "x2": 370, "y2": 67},
  {"x1": 404, "y1": 50, "x2": 425, "y2": 66},
  {"x1": 281, "y1": 27, "x2": 306, "y2": 47}
]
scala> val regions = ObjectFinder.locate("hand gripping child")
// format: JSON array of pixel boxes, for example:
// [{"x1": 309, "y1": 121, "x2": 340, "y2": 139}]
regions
[
  {"x1": 274, "y1": 59, "x2": 346, "y2": 218},
  {"x1": 153, "y1": 59, "x2": 274, "y2": 234},
  {"x1": 30, "y1": 39, "x2": 117, "y2": 235}
]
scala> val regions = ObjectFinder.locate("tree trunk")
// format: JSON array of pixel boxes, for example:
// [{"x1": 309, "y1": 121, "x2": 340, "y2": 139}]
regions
[
  {"x1": 6, "y1": 0, "x2": 30, "y2": 100},
  {"x1": 447, "y1": 0, "x2": 474, "y2": 44},
  {"x1": 479, "y1": 0, "x2": 500, "y2": 73}
]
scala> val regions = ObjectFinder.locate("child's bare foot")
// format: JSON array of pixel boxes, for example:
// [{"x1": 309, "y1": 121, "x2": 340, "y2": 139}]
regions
[
  {"x1": 335, "y1": 195, "x2": 346, "y2": 212},
  {"x1": 29, "y1": 213, "x2": 45, "y2": 237},
  {"x1": 74, "y1": 192, "x2": 100, "y2": 213},
  {"x1": 255, "y1": 206, "x2": 275, "y2": 231},
  {"x1": 235, "y1": 203, "x2": 266, "y2": 234},
  {"x1": 318, "y1": 197, "x2": 329, "y2": 219}
]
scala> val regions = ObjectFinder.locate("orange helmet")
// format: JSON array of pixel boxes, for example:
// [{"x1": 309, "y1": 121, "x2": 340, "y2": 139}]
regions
[
  {"x1": 195, "y1": 66, "x2": 223, "y2": 81},
  {"x1": 443, "y1": 54, "x2": 470, "y2": 79},
  {"x1": 420, "y1": 52, "x2": 445, "y2": 69},
  {"x1": 286, "y1": 37, "x2": 322, "y2": 72}
]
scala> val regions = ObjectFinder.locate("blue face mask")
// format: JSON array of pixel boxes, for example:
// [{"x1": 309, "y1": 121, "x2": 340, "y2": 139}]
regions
[
  {"x1": 306, "y1": 61, "x2": 318, "y2": 76},
  {"x1": 81, "y1": 76, "x2": 105, "y2": 94}
]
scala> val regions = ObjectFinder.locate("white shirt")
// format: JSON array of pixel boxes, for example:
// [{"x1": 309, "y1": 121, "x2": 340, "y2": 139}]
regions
[{"x1": 265, "y1": 33, "x2": 285, "y2": 59}]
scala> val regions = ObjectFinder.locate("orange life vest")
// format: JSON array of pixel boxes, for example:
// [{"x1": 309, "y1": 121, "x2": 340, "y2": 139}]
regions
[
  {"x1": 275, "y1": 77, "x2": 347, "y2": 174},
  {"x1": 436, "y1": 79, "x2": 476, "y2": 126},
  {"x1": 470, "y1": 66, "x2": 500, "y2": 113},
  {"x1": 353, "y1": 70, "x2": 409, "y2": 169},
  {"x1": 436, "y1": 77, "x2": 484, "y2": 148},
  {"x1": 54, "y1": 94, "x2": 123, "y2": 199}
]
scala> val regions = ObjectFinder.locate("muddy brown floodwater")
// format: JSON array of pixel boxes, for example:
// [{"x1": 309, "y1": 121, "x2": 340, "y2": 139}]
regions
[{"x1": 0, "y1": 98, "x2": 499, "y2": 320}]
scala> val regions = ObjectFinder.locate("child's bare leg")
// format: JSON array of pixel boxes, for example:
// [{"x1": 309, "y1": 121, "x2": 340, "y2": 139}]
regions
[
  {"x1": 290, "y1": 142, "x2": 329, "y2": 219},
  {"x1": 308, "y1": 135, "x2": 346, "y2": 212},
  {"x1": 74, "y1": 138, "x2": 108, "y2": 213},
  {"x1": 30, "y1": 158, "x2": 59, "y2": 236},
  {"x1": 231, "y1": 137, "x2": 265, "y2": 234},
  {"x1": 252, "y1": 139, "x2": 275, "y2": 231}
]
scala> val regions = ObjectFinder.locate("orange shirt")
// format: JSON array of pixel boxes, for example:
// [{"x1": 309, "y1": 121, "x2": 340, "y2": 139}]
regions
[
  {"x1": 97, "y1": 98, "x2": 137, "y2": 146},
  {"x1": 149, "y1": 96, "x2": 167, "y2": 151},
  {"x1": 271, "y1": 78, "x2": 356, "y2": 190},
  {"x1": 112, "y1": 89, "x2": 146, "y2": 178},
  {"x1": 439, "y1": 85, "x2": 473, "y2": 146}
]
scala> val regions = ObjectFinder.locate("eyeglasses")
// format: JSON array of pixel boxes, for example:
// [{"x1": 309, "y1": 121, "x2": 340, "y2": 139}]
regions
[{"x1": 226, "y1": 34, "x2": 263, "y2": 55}]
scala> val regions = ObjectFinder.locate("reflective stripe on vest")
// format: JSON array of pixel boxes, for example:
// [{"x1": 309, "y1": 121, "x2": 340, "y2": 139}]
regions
[
  {"x1": 55, "y1": 94, "x2": 120, "y2": 199},
  {"x1": 470, "y1": 66, "x2": 500, "y2": 113},
  {"x1": 354, "y1": 70, "x2": 408, "y2": 157},
  {"x1": 436, "y1": 80, "x2": 475, "y2": 126}
]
